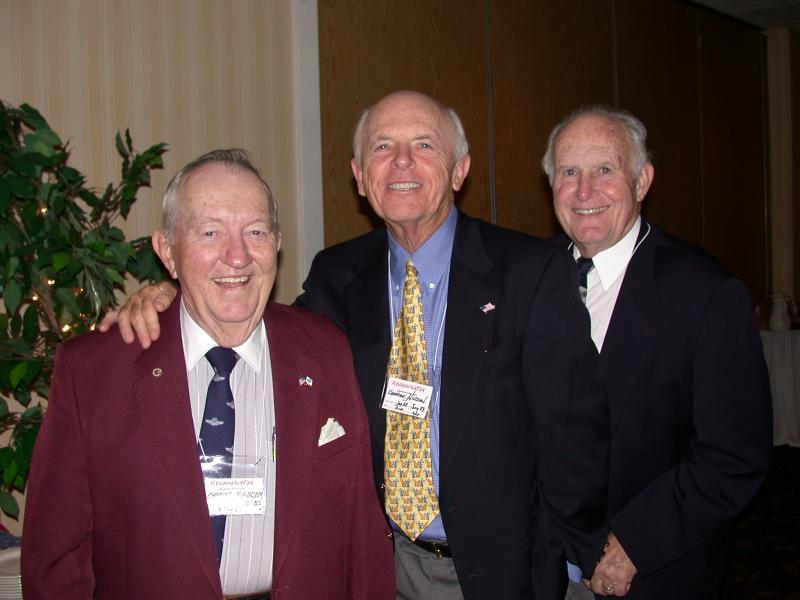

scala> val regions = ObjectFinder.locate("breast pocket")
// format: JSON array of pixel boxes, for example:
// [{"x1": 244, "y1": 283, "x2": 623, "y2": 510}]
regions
[{"x1": 315, "y1": 429, "x2": 359, "y2": 463}]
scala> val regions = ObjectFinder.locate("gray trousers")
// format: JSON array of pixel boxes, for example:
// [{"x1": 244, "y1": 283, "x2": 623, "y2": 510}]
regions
[
  {"x1": 565, "y1": 579, "x2": 596, "y2": 600},
  {"x1": 394, "y1": 534, "x2": 464, "y2": 600}
]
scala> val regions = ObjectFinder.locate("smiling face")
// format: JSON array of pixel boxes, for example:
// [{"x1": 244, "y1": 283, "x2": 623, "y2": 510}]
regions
[
  {"x1": 152, "y1": 162, "x2": 280, "y2": 346},
  {"x1": 552, "y1": 114, "x2": 653, "y2": 258},
  {"x1": 351, "y1": 91, "x2": 470, "y2": 251}
]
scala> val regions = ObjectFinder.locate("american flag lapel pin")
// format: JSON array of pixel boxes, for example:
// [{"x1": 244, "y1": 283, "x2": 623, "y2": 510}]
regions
[{"x1": 479, "y1": 302, "x2": 496, "y2": 314}]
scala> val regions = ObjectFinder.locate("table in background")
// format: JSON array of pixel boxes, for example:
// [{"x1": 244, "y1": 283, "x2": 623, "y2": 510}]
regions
[{"x1": 760, "y1": 330, "x2": 800, "y2": 446}]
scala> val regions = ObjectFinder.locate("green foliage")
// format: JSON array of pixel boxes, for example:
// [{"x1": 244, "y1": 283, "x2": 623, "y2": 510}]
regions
[{"x1": 0, "y1": 101, "x2": 168, "y2": 519}]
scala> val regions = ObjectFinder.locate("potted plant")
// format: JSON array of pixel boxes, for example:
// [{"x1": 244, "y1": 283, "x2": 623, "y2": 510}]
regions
[{"x1": 0, "y1": 101, "x2": 168, "y2": 520}]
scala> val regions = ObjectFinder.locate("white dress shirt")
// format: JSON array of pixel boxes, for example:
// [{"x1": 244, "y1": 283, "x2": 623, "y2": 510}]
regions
[
  {"x1": 573, "y1": 218, "x2": 649, "y2": 351},
  {"x1": 181, "y1": 300, "x2": 276, "y2": 595}
]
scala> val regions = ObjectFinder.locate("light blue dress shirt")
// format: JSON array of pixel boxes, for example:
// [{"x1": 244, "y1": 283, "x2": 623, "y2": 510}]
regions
[{"x1": 386, "y1": 206, "x2": 457, "y2": 542}]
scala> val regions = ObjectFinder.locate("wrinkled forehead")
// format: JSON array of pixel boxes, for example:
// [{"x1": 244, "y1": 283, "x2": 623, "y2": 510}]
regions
[
  {"x1": 365, "y1": 96, "x2": 453, "y2": 143},
  {"x1": 555, "y1": 115, "x2": 631, "y2": 165},
  {"x1": 181, "y1": 163, "x2": 265, "y2": 201}
]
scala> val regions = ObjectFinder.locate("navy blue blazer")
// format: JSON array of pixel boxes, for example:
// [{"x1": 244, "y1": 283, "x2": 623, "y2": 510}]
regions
[
  {"x1": 559, "y1": 222, "x2": 772, "y2": 599},
  {"x1": 296, "y1": 210, "x2": 608, "y2": 600}
]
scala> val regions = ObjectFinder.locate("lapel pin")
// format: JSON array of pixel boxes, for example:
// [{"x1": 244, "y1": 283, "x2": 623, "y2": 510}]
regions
[
  {"x1": 152, "y1": 368, "x2": 163, "y2": 377},
  {"x1": 299, "y1": 375, "x2": 313, "y2": 387},
  {"x1": 479, "y1": 302, "x2": 496, "y2": 314}
]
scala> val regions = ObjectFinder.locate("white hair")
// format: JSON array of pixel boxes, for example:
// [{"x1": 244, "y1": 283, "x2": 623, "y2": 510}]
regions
[
  {"x1": 541, "y1": 105, "x2": 652, "y2": 185},
  {"x1": 161, "y1": 148, "x2": 279, "y2": 244},
  {"x1": 351, "y1": 96, "x2": 469, "y2": 164}
]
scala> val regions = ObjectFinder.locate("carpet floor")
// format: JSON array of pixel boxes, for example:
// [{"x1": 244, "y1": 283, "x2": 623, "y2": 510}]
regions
[{"x1": 730, "y1": 445, "x2": 800, "y2": 599}]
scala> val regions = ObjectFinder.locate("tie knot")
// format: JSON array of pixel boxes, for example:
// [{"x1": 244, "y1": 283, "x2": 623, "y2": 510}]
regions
[
  {"x1": 576, "y1": 256, "x2": 594, "y2": 288},
  {"x1": 206, "y1": 347, "x2": 238, "y2": 376},
  {"x1": 405, "y1": 259, "x2": 418, "y2": 282}
]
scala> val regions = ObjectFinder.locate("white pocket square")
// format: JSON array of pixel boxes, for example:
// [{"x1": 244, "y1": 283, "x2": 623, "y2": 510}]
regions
[{"x1": 318, "y1": 417, "x2": 346, "y2": 446}]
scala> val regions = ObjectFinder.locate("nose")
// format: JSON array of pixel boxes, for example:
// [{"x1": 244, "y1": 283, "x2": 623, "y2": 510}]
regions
[
  {"x1": 577, "y1": 174, "x2": 593, "y2": 201},
  {"x1": 221, "y1": 233, "x2": 252, "y2": 268},
  {"x1": 392, "y1": 143, "x2": 415, "y2": 169}
]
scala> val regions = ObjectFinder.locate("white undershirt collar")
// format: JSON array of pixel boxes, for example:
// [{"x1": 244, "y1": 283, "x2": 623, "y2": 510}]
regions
[
  {"x1": 572, "y1": 217, "x2": 642, "y2": 291},
  {"x1": 180, "y1": 298, "x2": 266, "y2": 373}
]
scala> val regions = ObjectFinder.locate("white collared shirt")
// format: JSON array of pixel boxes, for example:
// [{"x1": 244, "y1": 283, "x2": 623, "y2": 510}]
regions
[
  {"x1": 181, "y1": 300, "x2": 276, "y2": 594},
  {"x1": 573, "y1": 218, "x2": 646, "y2": 352}
]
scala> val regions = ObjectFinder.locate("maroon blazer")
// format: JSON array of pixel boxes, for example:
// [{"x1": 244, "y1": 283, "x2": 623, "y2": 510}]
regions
[{"x1": 22, "y1": 300, "x2": 394, "y2": 599}]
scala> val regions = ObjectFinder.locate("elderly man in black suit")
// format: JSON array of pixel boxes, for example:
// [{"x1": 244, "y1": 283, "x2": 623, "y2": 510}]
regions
[
  {"x1": 544, "y1": 106, "x2": 772, "y2": 599},
  {"x1": 101, "y1": 91, "x2": 608, "y2": 599}
]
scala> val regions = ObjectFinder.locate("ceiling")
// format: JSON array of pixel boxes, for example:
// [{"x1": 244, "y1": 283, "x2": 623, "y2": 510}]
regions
[{"x1": 691, "y1": 0, "x2": 800, "y2": 30}]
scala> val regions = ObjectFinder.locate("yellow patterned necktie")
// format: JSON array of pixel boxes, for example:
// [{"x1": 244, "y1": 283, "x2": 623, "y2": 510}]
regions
[{"x1": 384, "y1": 260, "x2": 439, "y2": 540}]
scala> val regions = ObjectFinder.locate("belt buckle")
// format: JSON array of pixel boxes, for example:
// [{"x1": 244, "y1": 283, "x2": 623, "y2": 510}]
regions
[{"x1": 430, "y1": 541, "x2": 447, "y2": 559}]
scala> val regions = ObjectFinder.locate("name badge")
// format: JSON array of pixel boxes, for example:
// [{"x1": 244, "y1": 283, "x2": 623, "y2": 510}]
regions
[
  {"x1": 204, "y1": 477, "x2": 266, "y2": 516},
  {"x1": 381, "y1": 376, "x2": 433, "y2": 419}
]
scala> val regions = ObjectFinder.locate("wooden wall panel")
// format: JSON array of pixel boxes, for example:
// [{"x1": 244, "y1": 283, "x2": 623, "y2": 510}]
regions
[
  {"x1": 490, "y1": 0, "x2": 615, "y2": 237},
  {"x1": 792, "y1": 31, "x2": 800, "y2": 300},
  {"x1": 318, "y1": 0, "x2": 769, "y2": 303},
  {"x1": 317, "y1": 0, "x2": 489, "y2": 246},
  {"x1": 615, "y1": 0, "x2": 704, "y2": 244},
  {"x1": 699, "y1": 11, "x2": 768, "y2": 301}
]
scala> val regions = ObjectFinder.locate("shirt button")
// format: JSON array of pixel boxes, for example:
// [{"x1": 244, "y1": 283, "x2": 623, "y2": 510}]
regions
[{"x1": 428, "y1": 282, "x2": 436, "y2": 289}]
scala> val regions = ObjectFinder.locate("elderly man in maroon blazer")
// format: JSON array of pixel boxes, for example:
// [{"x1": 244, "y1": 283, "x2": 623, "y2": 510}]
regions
[{"x1": 22, "y1": 149, "x2": 394, "y2": 600}]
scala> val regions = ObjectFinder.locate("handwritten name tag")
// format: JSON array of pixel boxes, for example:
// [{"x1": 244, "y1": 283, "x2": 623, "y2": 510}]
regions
[
  {"x1": 382, "y1": 376, "x2": 433, "y2": 419},
  {"x1": 204, "y1": 477, "x2": 266, "y2": 516}
]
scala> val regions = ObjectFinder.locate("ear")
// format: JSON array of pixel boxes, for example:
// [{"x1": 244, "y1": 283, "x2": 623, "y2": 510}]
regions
[
  {"x1": 451, "y1": 153, "x2": 471, "y2": 192},
  {"x1": 152, "y1": 230, "x2": 178, "y2": 279},
  {"x1": 351, "y1": 158, "x2": 367, "y2": 197},
  {"x1": 635, "y1": 162, "x2": 654, "y2": 203}
]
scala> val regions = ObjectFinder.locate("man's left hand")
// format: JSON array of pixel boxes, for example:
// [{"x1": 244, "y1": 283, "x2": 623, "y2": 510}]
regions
[{"x1": 588, "y1": 532, "x2": 636, "y2": 596}]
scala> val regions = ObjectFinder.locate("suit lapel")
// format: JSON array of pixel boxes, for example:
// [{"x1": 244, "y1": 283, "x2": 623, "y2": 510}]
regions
[
  {"x1": 133, "y1": 301, "x2": 222, "y2": 596},
  {"x1": 600, "y1": 226, "x2": 658, "y2": 432},
  {"x1": 343, "y1": 236, "x2": 391, "y2": 451},
  {"x1": 439, "y1": 214, "x2": 497, "y2": 479},
  {"x1": 266, "y1": 305, "x2": 320, "y2": 579}
]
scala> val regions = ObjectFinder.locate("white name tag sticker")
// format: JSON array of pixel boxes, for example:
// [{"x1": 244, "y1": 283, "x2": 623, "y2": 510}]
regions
[
  {"x1": 204, "y1": 477, "x2": 266, "y2": 516},
  {"x1": 382, "y1": 377, "x2": 433, "y2": 419}
]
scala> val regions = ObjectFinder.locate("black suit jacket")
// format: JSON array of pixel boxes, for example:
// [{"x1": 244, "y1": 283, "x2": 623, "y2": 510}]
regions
[
  {"x1": 296, "y1": 210, "x2": 607, "y2": 599},
  {"x1": 561, "y1": 223, "x2": 772, "y2": 598}
]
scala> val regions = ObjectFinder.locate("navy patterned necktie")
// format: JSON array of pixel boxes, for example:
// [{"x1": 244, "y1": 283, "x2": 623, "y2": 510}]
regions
[
  {"x1": 576, "y1": 256, "x2": 594, "y2": 304},
  {"x1": 199, "y1": 346, "x2": 238, "y2": 564}
]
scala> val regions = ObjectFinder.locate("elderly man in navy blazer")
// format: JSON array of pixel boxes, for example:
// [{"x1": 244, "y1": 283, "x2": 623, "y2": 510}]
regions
[
  {"x1": 22, "y1": 149, "x2": 394, "y2": 600},
  {"x1": 543, "y1": 107, "x2": 772, "y2": 599}
]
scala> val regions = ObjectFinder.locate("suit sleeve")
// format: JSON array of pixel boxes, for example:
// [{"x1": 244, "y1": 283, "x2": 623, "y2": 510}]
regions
[
  {"x1": 340, "y1": 340, "x2": 396, "y2": 599},
  {"x1": 611, "y1": 277, "x2": 772, "y2": 576},
  {"x1": 22, "y1": 344, "x2": 95, "y2": 598},
  {"x1": 524, "y1": 250, "x2": 609, "y2": 577},
  {"x1": 294, "y1": 253, "x2": 335, "y2": 318}
]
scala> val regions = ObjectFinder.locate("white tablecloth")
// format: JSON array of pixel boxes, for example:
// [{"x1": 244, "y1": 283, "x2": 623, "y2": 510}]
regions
[{"x1": 760, "y1": 330, "x2": 800, "y2": 446}]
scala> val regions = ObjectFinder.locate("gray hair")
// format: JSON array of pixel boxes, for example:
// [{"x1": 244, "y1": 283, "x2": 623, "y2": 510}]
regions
[
  {"x1": 161, "y1": 148, "x2": 279, "y2": 244},
  {"x1": 541, "y1": 105, "x2": 652, "y2": 185},
  {"x1": 351, "y1": 99, "x2": 469, "y2": 165}
]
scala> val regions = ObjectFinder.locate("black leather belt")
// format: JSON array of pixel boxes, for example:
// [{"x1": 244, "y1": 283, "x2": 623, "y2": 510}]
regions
[{"x1": 414, "y1": 539, "x2": 451, "y2": 559}]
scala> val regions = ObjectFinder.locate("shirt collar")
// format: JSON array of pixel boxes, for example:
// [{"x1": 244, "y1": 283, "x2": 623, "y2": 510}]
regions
[
  {"x1": 387, "y1": 205, "x2": 457, "y2": 288},
  {"x1": 572, "y1": 217, "x2": 641, "y2": 291},
  {"x1": 180, "y1": 298, "x2": 266, "y2": 373}
]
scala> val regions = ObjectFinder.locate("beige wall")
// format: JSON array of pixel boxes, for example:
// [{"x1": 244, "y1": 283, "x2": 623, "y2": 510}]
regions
[
  {"x1": 0, "y1": 0, "x2": 323, "y2": 536},
  {"x1": 0, "y1": 0, "x2": 323, "y2": 304}
]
